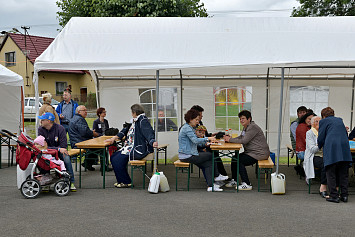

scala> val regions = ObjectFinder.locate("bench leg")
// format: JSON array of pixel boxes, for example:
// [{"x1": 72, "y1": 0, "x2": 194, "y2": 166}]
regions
[
  {"x1": 308, "y1": 179, "x2": 311, "y2": 194},
  {"x1": 143, "y1": 165, "x2": 146, "y2": 189},
  {"x1": 175, "y1": 167, "x2": 178, "y2": 191},
  {"x1": 131, "y1": 165, "x2": 134, "y2": 189}
]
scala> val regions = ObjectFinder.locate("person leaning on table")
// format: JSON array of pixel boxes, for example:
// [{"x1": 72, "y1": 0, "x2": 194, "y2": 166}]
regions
[
  {"x1": 178, "y1": 109, "x2": 228, "y2": 192},
  {"x1": 224, "y1": 110, "x2": 270, "y2": 191},
  {"x1": 317, "y1": 107, "x2": 352, "y2": 203},
  {"x1": 105, "y1": 104, "x2": 158, "y2": 188}
]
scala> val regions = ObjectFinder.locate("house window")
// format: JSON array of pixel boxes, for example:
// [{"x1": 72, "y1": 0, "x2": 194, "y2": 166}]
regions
[
  {"x1": 289, "y1": 86, "x2": 329, "y2": 121},
  {"x1": 139, "y1": 88, "x2": 178, "y2": 132},
  {"x1": 56, "y1": 82, "x2": 67, "y2": 95},
  {"x1": 5, "y1": 52, "x2": 16, "y2": 67},
  {"x1": 214, "y1": 87, "x2": 252, "y2": 131}
]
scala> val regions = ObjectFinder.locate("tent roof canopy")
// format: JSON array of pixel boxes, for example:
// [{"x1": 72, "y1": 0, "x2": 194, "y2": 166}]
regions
[
  {"x1": 35, "y1": 17, "x2": 355, "y2": 78},
  {"x1": 0, "y1": 64, "x2": 23, "y2": 86}
]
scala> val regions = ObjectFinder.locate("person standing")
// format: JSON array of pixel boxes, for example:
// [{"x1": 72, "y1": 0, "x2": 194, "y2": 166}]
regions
[
  {"x1": 56, "y1": 88, "x2": 79, "y2": 133},
  {"x1": 37, "y1": 112, "x2": 76, "y2": 191},
  {"x1": 224, "y1": 110, "x2": 270, "y2": 190},
  {"x1": 318, "y1": 107, "x2": 352, "y2": 203},
  {"x1": 39, "y1": 92, "x2": 60, "y2": 124}
]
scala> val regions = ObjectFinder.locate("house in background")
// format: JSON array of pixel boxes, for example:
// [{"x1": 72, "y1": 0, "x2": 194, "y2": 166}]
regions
[{"x1": 0, "y1": 33, "x2": 95, "y2": 104}]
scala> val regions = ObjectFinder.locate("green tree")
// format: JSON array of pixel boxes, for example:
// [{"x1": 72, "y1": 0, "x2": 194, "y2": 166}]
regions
[
  {"x1": 56, "y1": 0, "x2": 208, "y2": 27},
  {"x1": 292, "y1": 0, "x2": 355, "y2": 17}
]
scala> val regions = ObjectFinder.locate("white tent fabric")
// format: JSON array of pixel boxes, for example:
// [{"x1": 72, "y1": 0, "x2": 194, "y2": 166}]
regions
[
  {"x1": 0, "y1": 64, "x2": 23, "y2": 133},
  {"x1": 33, "y1": 17, "x2": 355, "y2": 167}
]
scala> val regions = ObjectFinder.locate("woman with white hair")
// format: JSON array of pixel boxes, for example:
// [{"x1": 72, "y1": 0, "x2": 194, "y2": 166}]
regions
[
  {"x1": 304, "y1": 116, "x2": 328, "y2": 198},
  {"x1": 39, "y1": 92, "x2": 60, "y2": 124}
]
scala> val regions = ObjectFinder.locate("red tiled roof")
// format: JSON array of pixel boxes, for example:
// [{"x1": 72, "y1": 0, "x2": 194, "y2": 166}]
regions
[{"x1": 7, "y1": 33, "x2": 86, "y2": 74}]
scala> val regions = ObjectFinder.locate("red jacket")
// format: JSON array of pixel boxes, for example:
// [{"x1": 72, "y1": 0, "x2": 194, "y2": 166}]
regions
[{"x1": 296, "y1": 123, "x2": 310, "y2": 152}]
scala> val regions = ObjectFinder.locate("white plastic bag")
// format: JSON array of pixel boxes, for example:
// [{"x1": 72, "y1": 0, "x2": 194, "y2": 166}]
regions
[
  {"x1": 159, "y1": 172, "x2": 170, "y2": 192},
  {"x1": 148, "y1": 172, "x2": 160, "y2": 194},
  {"x1": 271, "y1": 172, "x2": 286, "y2": 195}
]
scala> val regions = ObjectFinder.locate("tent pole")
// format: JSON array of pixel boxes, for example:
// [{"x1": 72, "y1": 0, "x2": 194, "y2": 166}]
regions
[
  {"x1": 21, "y1": 86, "x2": 24, "y2": 131},
  {"x1": 265, "y1": 68, "x2": 270, "y2": 142},
  {"x1": 350, "y1": 76, "x2": 355, "y2": 130},
  {"x1": 154, "y1": 70, "x2": 160, "y2": 173},
  {"x1": 94, "y1": 70, "x2": 101, "y2": 108},
  {"x1": 276, "y1": 68, "x2": 285, "y2": 174},
  {"x1": 180, "y1": 70, "x2": 183, "y2": 127}
]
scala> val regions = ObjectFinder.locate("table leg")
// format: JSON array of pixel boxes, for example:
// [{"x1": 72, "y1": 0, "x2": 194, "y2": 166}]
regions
[
  {"x1": 165, "y1": 147, "x2": 167, "y2": 165},
  {"x1": 212, "y1": 150, "x2": 215, "y2": 191},
  {"x1": 0, "y1": 138, "x2": 2, "y2": 169},
  {"x1": 103, "y1": 147, "x2": 106, "y2": 189},
  {"x1": 236, "y1": 151, "x2": 239, "y2": 192},
  {"x1": 79, "y1": 149, "x2": 82, "y2": 188}
]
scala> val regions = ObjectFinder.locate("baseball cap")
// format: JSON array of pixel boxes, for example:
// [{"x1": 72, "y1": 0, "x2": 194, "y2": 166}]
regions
[{"x1": 38, "y1": 112, "x2": 55, "y2": 121}]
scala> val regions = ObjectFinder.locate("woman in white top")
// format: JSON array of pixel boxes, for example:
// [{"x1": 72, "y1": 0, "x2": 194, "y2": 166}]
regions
[{"x1": 304, "y1": 116, "x2": 328, "y2": 198}]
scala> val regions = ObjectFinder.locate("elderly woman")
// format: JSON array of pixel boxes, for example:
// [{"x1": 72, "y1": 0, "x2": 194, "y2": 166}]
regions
[
  {"x1": 303, "y1": 116, "x2": 328, "y2": 198},
  {"x1": 93, "y1": 107, "x2": 109, "y2": 136},
  {"x1": 106, "y1": 104, "x2": 158, "y2": 188},
  {"x1": 179, "y1": 109, "x2": 228, "y2": 192},
  {"x1": 318, "y1": 107, "x2": 352, "y2": 203},
  {"x1": 39, "y1": 93, "x2": 60, "y2": 124}
]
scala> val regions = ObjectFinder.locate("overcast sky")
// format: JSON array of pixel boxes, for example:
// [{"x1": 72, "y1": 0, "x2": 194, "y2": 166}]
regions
[{"x1": 0, "y1": 0, "x2": 300, "y2": 38}]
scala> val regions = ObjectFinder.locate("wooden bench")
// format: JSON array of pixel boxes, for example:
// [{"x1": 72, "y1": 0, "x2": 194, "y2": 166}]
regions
[
  {"x1": 257, "y1": 157, "x2": 274, "y2": 192},
  {"x1": 68, "y1": 149, "x2": 85, "y2": 171},
  {"x1": 129, "y1": 153, "x2": 154, "y2": 189},
  {"x1": 174, "y1": 160, "x2": 191, "y2": 191}
]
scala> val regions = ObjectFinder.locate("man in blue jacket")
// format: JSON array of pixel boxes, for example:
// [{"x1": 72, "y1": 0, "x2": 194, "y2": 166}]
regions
[
  {"x1": 56, "y1": 89, "x2": 79, "y2": 133},
  {"x1": 69, "y1": 105, "x2": 99, "y2": 171}
]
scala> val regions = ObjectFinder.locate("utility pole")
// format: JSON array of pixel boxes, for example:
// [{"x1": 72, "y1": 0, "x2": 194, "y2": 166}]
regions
[{"x1": 21, "y1": 26, "x2": 30, "y2": 87}]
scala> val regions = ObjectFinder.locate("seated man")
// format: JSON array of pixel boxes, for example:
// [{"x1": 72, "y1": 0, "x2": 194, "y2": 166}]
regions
[
  {"x1": 38, "y1": 112, "x2": 77, "y2": 191},
  {"x1": 224, "y1": 110, "x2": 270, "y2": 190},
  {"x1": 157, "y1": 110, "x2": 178, "y2": 132},
  {"x1": 69, "y1": 105, "x2": 99, "y2": 171}
]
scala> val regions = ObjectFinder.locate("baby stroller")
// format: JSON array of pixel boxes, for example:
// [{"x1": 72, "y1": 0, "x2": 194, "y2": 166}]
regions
[{"x1": 0, "y1": 129, "x2": 70, "y2": 198}]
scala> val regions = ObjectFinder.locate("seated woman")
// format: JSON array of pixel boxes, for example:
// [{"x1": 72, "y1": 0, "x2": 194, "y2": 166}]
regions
[
  {"x1": 93, "y1": 107, "x2": 109, "y2": 136},
  {"x1": 105, "y1": 104, "x2": 158, "y2": 188},
  {"x1": 303, "y1": 116, "x2": 328, "y2": 198},
  {"x1": 179, "y1": 109, "x2": 228, "y2": 192}
]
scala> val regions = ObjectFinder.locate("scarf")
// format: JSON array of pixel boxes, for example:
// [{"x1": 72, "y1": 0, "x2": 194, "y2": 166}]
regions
[{"x1": 311, "y1": 127, "x2": 318, "y2": 137}]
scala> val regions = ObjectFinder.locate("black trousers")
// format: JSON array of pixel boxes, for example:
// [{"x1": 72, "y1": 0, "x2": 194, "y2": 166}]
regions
[
  {"x1": 231, "y1": 153, "x2": 257, "y2": 185},
  {"x1": 313, "y1": 156, "x2": 327, "y2": 185},
  {"x1": 325, "y1": 161, "x2": 350, "y2": 199},
  {"x1": 213, "y1": 151, "x2": 228, "y2": 176}
]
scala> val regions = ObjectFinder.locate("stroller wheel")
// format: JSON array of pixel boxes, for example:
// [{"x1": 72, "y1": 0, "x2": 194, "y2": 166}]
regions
[
  {"x1": 54, "y1": 180, "x2": 70, "y2": 197},
  {"x1": 21, "y1": 179, "x2": 41, "y2": 199}
]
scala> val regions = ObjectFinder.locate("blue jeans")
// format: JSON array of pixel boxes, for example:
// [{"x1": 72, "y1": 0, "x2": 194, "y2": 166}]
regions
[
  {"x1": 297, "y1": 151, "x2": 305, "y2": 161},
  {"x1": 60, "y1": 153, "x2": 74, "y2": 182},
  {"x1": 110, "y1": 151, "x2": 131, "y2": 184}
]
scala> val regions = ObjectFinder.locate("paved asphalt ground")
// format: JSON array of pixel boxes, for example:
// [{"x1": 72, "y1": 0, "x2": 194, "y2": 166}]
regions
[{"x1": 1, "y1": 162, "x2": 355, "y2": 237}]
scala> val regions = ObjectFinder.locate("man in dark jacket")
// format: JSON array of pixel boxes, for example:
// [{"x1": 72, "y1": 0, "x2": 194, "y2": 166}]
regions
[
  {"x1": 318, "y1": 107, "x2": 352, "y2": 203},
  {"x1": 69, "y1": 105, "x2": 99, "y2": 170},
  {"x1": 37, "y1": 112, "x2": 76, "y2": 191},
  {"x1": 56, "y1": 89, "x2": 79, "y2": 133}
]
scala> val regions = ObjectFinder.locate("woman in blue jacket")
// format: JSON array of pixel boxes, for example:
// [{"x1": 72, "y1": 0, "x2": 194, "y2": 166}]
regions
[
  {"x1": 179, "y1": 109, "x2": 228, "y2": 192},
  {"x1": 318, "y1": 107, "x2": 352, "y2": 203},
  {"x1": 106, "y1": 104, "x2": 158, "y2": 188}
]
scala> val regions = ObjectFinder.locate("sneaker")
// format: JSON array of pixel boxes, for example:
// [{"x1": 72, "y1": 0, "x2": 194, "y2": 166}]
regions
[
  {"x1": 215, "y1": 181, "x2": 225, "y2": 187},
  {"x1": 214, "y1": 174, "x2": 229, "y2": 181},
  {"x1": 207, "y1": 184, "x2": 223, "y2": 192},
  {"x1": 225, "y1": 179, "x2": 237, "y2": 188},
  {"x1": 237, "y1": 182, "x2": 252, "y2": 190},
  {"x1": 70, "y1": 183, "x2": 77, "y2": 192}
]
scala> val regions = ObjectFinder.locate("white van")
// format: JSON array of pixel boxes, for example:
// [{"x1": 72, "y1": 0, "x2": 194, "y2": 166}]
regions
[{"x1": 24, "y1": 97, "x2": 60, "y2": 120}]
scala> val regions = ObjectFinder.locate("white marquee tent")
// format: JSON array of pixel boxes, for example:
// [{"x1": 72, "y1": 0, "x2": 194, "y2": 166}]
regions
[
  {"x1": 34, "y1": 17, "x2": 355, "y2": 171},
  {"x1": 0, "y1": 64, "x2": 23, "y2": 164}
]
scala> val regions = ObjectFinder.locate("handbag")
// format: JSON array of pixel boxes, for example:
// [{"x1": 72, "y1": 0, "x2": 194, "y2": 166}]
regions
[{"x1": 104, "y1": 128, "x2": 119, "y2": 136}]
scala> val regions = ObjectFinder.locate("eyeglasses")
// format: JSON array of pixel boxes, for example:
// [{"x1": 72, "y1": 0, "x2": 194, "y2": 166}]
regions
[{"x1": 79, "y1": 109, "x2": 87, "y2": 112}]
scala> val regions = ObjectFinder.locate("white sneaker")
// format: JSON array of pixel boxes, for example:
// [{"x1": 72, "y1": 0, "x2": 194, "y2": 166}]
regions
[
  {"x1": 237, "y1": 182, "x2": 252, "y2": 190},
  {"x1": 215, "y1": 181, "x2": 225, "y2": 187},
  {"x1": 214, "y1": 174, "x2": 229, "y2": 181},
  {"x1": 225, "y1": 179, "x2": 237, "y2": 188},
  {"x1": 207, "y1": 184, "x2": 223, "y2": 192}
]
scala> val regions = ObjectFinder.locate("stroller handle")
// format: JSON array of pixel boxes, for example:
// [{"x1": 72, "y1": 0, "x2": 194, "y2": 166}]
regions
[{"x1": 0, "y1": 129, "x2": 17, "y2": 138}]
